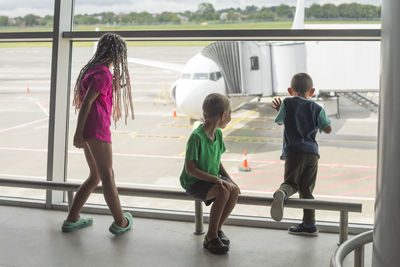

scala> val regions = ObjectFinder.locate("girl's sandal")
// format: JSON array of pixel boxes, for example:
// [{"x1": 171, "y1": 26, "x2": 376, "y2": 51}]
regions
[
  {"x1": 62, "y1": 217, "x2": 93, "y2": 232},
  {"x1": 109, "y1": 212, "x2": 133, "y2": 236}
]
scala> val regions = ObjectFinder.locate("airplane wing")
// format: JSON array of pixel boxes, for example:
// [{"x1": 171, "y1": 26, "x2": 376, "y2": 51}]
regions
[{"x1": 128, "y1": 57, "x2": 184, "y2": 72}]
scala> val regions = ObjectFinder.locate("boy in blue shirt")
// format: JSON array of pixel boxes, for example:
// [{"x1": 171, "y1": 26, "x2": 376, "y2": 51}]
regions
[
  {"x1": 180, "y1": 93, "x2": 240, "y2": 254},
  {"x1": 270, "y1": 73, "x2": 332, "y2": 236}
]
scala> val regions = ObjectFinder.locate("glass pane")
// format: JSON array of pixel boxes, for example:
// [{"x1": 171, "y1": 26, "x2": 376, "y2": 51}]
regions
[
  {"x1": 66, "y1": 40, "x2": 378, "y2": 225},
  {"x1": 0, "y1": 43, "x2": 52, "y2": 200},
  {"x1": 0, "y1": 1, "x2": 54, "y2": 32},
  {"x1": 72, "y1": 0, "x2": 381, "y2": 31}
]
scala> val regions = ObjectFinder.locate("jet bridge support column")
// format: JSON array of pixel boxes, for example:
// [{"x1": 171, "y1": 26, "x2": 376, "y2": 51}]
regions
[{"x1": 372, "y1": 0, "x2": 400, "y2": 266}]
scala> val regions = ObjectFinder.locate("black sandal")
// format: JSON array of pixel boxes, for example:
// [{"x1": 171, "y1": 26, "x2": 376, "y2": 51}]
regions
[{"x1": 203, "y1": 236, "x2": 229, "y2": 254}]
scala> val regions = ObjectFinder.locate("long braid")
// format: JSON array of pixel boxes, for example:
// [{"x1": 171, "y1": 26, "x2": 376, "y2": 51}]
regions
[{"x1": 72, "y1": 33, "x2": 134, "y2": 125}]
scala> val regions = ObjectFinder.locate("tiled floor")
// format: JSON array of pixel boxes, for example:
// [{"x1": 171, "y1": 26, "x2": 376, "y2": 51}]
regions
[{"x1": 0, "y1": 205, "x2": 371, "y2": 267}]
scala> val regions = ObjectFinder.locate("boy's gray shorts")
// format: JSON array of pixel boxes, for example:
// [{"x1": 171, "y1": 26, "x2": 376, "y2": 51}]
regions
[{"x1": 186, "y1": 176, "x2": 231, "y2": 206}]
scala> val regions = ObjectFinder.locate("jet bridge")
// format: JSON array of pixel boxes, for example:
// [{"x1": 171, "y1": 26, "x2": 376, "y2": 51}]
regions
[
  {"x1": 201, "y1": 41, "x2": 307, "y2": 97},
  {"x1": 201, "y1": 40, "x2": 379, "y2": 117}
]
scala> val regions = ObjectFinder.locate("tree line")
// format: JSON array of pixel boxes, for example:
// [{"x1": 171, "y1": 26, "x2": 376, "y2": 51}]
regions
[{"x1": 0, "y1": 2, "x2": 381, "y2": 27}]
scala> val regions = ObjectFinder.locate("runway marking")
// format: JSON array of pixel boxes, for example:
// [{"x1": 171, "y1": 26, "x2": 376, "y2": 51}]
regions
[
  {"x1": 158, "y1": 123, "x2": 278, "y2": 131},
  {"x1": 0, "y1": 145, "x2": 376, "y2": 167},
  {"x1": 232, "y1": 167, "x2": 283, "y2": 180},
  {"x1": 35, "y1": 100, "x2": 49, "y2": 116},
  {"x1": 0, "y1": 118, "x2": 48, "y2": 134},
  {"x1": 241, "y1": 166, "x2": 336, "y2": 189},
  {"x1": 133, "y1": 88, "x2": 169, "y2": 93},
  {"x1": 242, "y1": 189, "x2": 375, "y2": 201},
  {"x1": 224, "y1": 135, "x2": 281, "y2": 143},
  {"x1": 229, "y1": 116, "x2": 274, "y2": 121},
  {"x1": 314, "y1": 175, "x2": 375, "y2": 192},
  {"x1": 318, "y1": 138, "x2": 376, "y2": 144},
  {"x1": 317, "y1": 167, "x2": 373, "y2": 181},
  {"x1": 240, "y1": 175, "x2": 283, "y2": 188},
  {"x1": 223, "y1": 111, "x2": 256, "y2": 132},
  {"x1": 317, "y1": 162, "x2": 376, "y2": 168},
  {"x1": 178, "y1": 110, "x2": 258, "y2": 157},
  {"x1": 130, "y1": 133, "x2": 188, "y2": 140},
  {"x1": 336, "y1": 184, "x2": 375, "y2": 196},
  {"x1": 126, "y1": 132, "x2": 375, "y2": 145}
]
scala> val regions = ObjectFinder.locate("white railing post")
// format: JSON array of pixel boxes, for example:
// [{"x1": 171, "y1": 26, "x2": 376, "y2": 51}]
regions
[
  {"x1": 354, "y1": 246, "x2": 365, "y2": 267},
  {"x1": 194, "y1": 200, "x2": 204, "y2": 235},
  {"x1": 339, "y1": 210, "x2": 349, "y2": 244}
]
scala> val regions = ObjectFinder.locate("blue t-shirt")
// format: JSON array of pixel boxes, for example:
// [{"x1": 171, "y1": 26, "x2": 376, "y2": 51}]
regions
[{"x1": 275, "y1": 96, "x2": 331, "y2": 159}]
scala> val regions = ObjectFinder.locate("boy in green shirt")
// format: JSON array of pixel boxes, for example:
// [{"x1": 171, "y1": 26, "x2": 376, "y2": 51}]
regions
[{"x1": 180, "y1": 93, "x2": 240, "y2": 255}]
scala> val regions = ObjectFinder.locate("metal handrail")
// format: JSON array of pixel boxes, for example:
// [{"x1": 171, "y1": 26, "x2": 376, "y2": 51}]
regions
[
  {"x1": 0, "y1": 178, "x2": 361, "y2": 211},
  {"x1": 0, "y1": 32, "x2": 53, "y2": 42},
  {"x1": 330, "y1": 230, "x2": 373, "y2": 267},
  {"x1": 0, "y1": 29, "x2": 381, "y2": 42},
  {"x1": 0, "y1": 177, "x2": 361, "y2": 244},
  {"x1": 63, "y1": 29, "x2": 381, "y2": 41}
]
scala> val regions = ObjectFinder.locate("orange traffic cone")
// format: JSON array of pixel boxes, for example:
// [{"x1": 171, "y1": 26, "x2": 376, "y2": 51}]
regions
[
  {"x1": 173, "y1": 107, "x2": 177, "y2": 118},
  {"x1": 27, "y1": 87, "x2": 30, "y2": 93},
  {"x1": 239, "y1": 151, "x2": 251, "y2": 172}
]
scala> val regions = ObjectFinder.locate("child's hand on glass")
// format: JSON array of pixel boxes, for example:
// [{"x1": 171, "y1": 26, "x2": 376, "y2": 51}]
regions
[{"x1": 271, "y1": 97, "x2": 282, "y2": 111}]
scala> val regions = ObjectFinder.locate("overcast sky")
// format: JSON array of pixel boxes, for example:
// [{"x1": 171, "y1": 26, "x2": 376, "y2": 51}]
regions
[{"x1": 0, "y1": 0, "x2": 381, "y2": 17}]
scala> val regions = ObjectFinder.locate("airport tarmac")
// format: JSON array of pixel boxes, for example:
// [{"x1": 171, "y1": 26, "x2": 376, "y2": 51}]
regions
[{"x1": 0, "y1": 46, "x2": 378, "y2": 224}]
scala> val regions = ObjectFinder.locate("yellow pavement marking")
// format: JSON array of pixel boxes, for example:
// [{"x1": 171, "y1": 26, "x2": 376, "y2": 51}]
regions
[
  {"x1": 222, "y1": 111, "x2": 256, "y2": 132},
  {"x1": 179, "y1": 110, "x2": 257, "y2": 156},
  {"x1": 157, "y1": 123, "x2": 278, "y2": 131},
  {"x1": 129, "y1": 132, "x2": 376, "y2": 145},
  {"x1": 128, "y1": 107, "x2": 376, "y2": 158}
]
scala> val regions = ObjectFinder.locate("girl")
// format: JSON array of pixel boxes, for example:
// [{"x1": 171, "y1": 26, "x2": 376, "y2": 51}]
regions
[{"x1": 62, "y1": 33, "x2": 134, "y2": 236}]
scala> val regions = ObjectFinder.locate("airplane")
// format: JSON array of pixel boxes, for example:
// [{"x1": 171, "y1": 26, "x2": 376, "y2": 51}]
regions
[{"x1": 127, "y1": 0, "x2": 381, "y2": 121}]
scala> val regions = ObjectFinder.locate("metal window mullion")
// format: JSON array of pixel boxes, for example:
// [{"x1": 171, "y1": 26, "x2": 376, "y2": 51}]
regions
[
  {"x1": 46, "y1": 0, "x2": 74, "y2": 208},
  {"x1": 62, "y1": 29, "x2": 381, "y2": 41}
]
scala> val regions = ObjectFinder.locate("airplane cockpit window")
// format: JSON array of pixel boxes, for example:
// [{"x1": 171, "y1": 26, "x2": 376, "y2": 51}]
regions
[
  {"x1": 181, "y1": 73, "x2": 191, "y2": 79},
  {"x1": 193, "y1": 73, "x2": 209, "y2": 80},
  {"x1": 210, "y1": 72, "x2": 222, "y2": 81}
]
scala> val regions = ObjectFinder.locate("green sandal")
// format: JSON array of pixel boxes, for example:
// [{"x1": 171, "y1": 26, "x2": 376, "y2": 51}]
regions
[
  {"x1": 62, "y1": 217, "x2": 93, "y2": 232},
  {"x1": 109, "y1": 212, "x2": 133, "y2": 236}
]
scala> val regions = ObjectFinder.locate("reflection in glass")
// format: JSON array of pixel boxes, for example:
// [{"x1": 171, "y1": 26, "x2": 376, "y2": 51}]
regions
[
  {"x1": 64, "y1": 41, "x2": 377, "y2": 225},
  {"x1": 0, "y1": 44, "x2": 52, "y2": 200}
]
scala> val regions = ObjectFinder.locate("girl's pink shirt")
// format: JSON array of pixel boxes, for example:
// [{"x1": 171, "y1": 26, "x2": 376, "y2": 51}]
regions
[{"x1": 80, "y1": 64, "x2": 113, "y2": 143}]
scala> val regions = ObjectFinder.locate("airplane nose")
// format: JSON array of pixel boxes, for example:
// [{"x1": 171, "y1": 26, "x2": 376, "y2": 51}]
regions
[{"x1": 175, "y1": 82, "x2": 205, "y2": 119}]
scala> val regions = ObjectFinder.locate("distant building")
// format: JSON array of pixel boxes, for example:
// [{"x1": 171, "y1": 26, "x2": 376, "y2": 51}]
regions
[
  {"x1": 220, "y1": 12, "x2": 228, "y2": 20},
  {"x1": 177, "y1": 14, "x2": 189, "y2": 23},
  {"x1": 220, "y1": 11, "x2": 241, "y2": 21}
]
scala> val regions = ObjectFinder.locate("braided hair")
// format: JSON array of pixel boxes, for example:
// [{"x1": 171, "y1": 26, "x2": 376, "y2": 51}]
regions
[{"x1": 72, "y1": 32, "x2": 134, "y2": 125}]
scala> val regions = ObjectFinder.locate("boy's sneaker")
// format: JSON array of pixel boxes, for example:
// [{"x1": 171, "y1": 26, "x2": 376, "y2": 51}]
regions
[
  {"x1": 288, "y1": 223, "x2": 319, "y2": 236},
  {"x1": 218, "y1": 230, "x2": 230, "y2": 246},
  {"x1": 271, "y1": 190, "x2": 285, "y2": 221},
  {"x1": 203, "y1": 236, "x2": 229, "y2": 255}
]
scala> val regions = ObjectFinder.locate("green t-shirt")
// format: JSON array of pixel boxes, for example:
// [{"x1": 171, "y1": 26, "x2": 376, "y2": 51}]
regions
[{"x1": 180, "y1": 124, "x2": 226, "y2": 190}]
